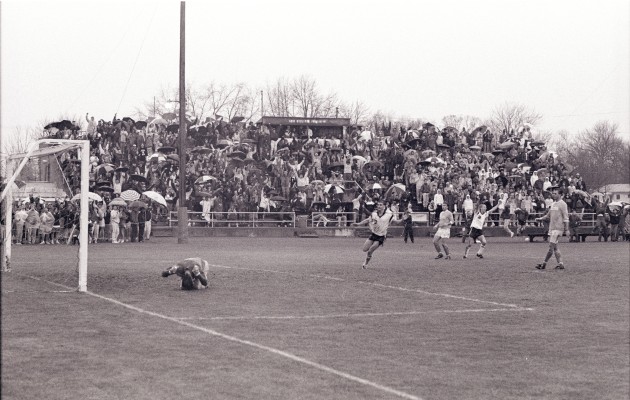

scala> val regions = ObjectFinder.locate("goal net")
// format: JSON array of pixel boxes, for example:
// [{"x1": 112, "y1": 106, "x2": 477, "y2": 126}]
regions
[{"x1": 2, "y1": 139, "x2": 90, "y2": 292}]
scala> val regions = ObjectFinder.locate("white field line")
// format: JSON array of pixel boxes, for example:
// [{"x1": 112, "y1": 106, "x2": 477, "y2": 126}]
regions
[
  {"x1": 207, "y1": 263, "x2": 526, "y2": 309},
  {"x1": 178, "y1": 307, "x2": 534, "y2": 321},
  {"x1": 8, "y1": 273, "x2": 423, "y2": 400}
]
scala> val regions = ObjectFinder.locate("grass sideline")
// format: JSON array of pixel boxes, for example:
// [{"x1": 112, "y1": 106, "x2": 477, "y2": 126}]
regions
[{"x1": 1, "y1": 237, "x2": 629, "y2": 400}]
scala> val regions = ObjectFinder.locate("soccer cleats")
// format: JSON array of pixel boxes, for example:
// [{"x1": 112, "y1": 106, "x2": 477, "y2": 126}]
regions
[{"x1": 535, "y1": 263, "x2": 546, "y2": 270}]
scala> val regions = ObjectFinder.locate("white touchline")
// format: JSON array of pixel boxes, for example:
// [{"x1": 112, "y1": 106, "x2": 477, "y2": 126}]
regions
[
  {"x1": 207, "y1": 264, "x2": 525, "y2": 309},
  {"x1": 178, "y1": 307, "x2": 534, "y2": 321},
  {"x1": 11, "y1": 272, "x2": 423, "y2": 400}
]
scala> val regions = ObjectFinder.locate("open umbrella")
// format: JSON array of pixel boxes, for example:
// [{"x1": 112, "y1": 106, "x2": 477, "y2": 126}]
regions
[
  {"x1": 385, "y1": 183, "x2": 406, "y2": 198},
  {"x1": 115, "y1": 166, "x2": 129, "y2": 173},
  {"x1": 437, "y1": 143, "x2": 450, "y2": 148},
  {"x1": 109, "y1": 198, "x2": 127, "y2": 207},
  {"x1": 270, "y1": 195, "x2": 287, "y2": 202},
  {"x1": 472, "y1": 125, "x2": 487, "y2": 134},
  {"x1": 120, "y1": 190, "x2": 141, "y2": 201},
  {"x1": 363, "y1": 160, "x2": 384, "y2": 169},
  {"x1": 128, "y1": 174, "x2": 148, "y2": 183},
  {"x1": 135, "y1": 121, "x2": 148, "y2": 129},
  {"x1": 149, "y1": 117, "x2": 168, "y2": 126},
  {"x1": 142, "y1": 191, "x2": 167, "y2": 207},
  {"x1": 148, "y1": 153, "x2": 166, "y2": 163},
  {"x1": 216, "y1": 139, "x2": 233, "y2": 149},
  {"x1": 227, "y1": 151, "x2": 247, "y2": 159},
  {"x1": 469, "y1": 145, "x2": 481, "y2": 150},
  {"x1": 352, "y1": 155, "x2": 367, "y2": 164},
  {"x1": 166, "y1": 124, "x2": 179, "y2": 133},
  {"x1": 162, "y1": 112, "x2": 177, "y2": 120},
  {"x1": 97, "y1": 186, "x2": 114, "y2": 193},
  {"x1": 95, "y1": 163, "x2": 115, "y2": 174},
  {"x1": 358, "y1": 130, "x2": 374, "y2": 141},
  {"x1": 195, "y1": 175, "x2": 218, "y2": 184},
  {"x1": 482, "y1": 153, "x2": 495, "y2": 159},
  {"x1": 492, "y1": 149, "x2": 505, "y2": 155},
  {"x1": 129, "y1": 200, "x2": 148, "y2": 209},
  {"x1": 71, "y1": 192, "x2": 103, "y2": 202},
  {"x1": 370, "y1": 183, "x2": 383, "y2": 190},
  {"x1": 167, "y1": 154, "x2": 180, "y2": 162},
  {"x1": 230, "y1": 116, "x2": 245, "y2": 123},
  {"x1": 327, "y1": 162, "x2": 345, "y2": 170},
  {"x1": 194, "y1": 191, "x2": 213, "y2": 197},
  {"x1": 498, "y1": 141, "x2": 516, "y2": 150},
  {"x1": 157, "y1": 146, "x2": 176, "y2": 153},
  {"x1": 324, "y1": 184, "x2": 344, "y2": 194},
  {"x1": 191, "y1": 146, "x2": 212, "y2": 154}
]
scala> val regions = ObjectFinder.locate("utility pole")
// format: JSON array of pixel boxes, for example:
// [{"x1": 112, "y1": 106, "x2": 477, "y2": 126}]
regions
[
  {"x1": 260, "y1": 90, "x2": 264, "y2": 118},
  {"x1": 177, "y1": 1, "x2": 188, "y2": 243}
]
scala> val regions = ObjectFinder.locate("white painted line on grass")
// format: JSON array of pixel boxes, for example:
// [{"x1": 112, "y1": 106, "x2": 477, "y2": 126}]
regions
[
  {"x1": 208, "y1": 263, "x2": 523, "y2": 309},
  {"x1": 86, "y1": 291, "x2": 424, "y2": 400},
  {"x1": 178, "y1": 307, "x2": 534, "y2": 321},
  {"x1": 10, "y1": 272, "x2": 423, "y2": 400}
]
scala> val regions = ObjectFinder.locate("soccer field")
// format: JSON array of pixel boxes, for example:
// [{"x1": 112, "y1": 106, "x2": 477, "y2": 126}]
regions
[{"x1": 2, "y1": 237, "x2": 629, "y2": 400}]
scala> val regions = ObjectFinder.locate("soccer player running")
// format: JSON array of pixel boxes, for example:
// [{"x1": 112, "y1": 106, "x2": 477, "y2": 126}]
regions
[
  {"x1": 162, "y1": 257, "x2": 211, "y2": 290},
  {"x1": 535, "y1": 187, "x2": 570, "y2": 270},
  {"x1": 433, "y1": 206, "x2": 454, "y2": 259},
  {"x1": 352, "y1": 199, "x2": 401, "y2": 269},
  {"x1": 463, "y1": 202, "x2": 501, "y2": 259}
]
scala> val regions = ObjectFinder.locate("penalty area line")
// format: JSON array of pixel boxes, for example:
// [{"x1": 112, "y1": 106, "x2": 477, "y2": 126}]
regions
[
  {"x1": 178, "y1": 307, "x2": 534, "y2": 321},
  {"x1": 207, "y1": 263, "x2": 522, "y2": 308},
  {"x1": 84, "y1": 290, "x2": 424, "y2": 400}
]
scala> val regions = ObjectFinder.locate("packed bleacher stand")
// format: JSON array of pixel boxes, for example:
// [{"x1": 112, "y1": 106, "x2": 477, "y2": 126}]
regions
[{"x1": 5, "y1": 113, "x2": 630, "y2": 244}]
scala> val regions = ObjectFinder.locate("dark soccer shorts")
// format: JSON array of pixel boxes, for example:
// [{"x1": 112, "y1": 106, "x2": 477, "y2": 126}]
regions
[
  {"x1": 469, "y1": 227, "x2": 483, "y2": 241},
  {"x1": 368, "y1": 233, "x2": 386, "y2": 246}
]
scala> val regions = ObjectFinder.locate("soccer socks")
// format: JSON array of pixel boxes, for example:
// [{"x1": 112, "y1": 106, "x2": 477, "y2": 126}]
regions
[
  {"x1": 442, "y1": 243, "x2": 450, "y2": 256},
  {"x1": 464, "y1": 245, "x2": 471, "y2": 258},
  {"x1": 364, "y1": 254, "x2": 372, "y2": 266},
  {"x1": 477, "y1": 244, "x2": 486, "y2": 256}
]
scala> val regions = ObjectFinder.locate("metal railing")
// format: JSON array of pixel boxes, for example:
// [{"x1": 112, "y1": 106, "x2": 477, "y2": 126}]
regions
[
  {"x1": 169, "y1": 211, "x2": 296, "y2": 227},
  {"x1": 163, "y1": 210, "x2": 601, "y2": 229}
]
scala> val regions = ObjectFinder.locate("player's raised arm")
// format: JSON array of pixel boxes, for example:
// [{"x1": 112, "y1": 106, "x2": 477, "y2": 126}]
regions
[{"x1": 352, "y1": 217, "x2": 370, "y2": 227}]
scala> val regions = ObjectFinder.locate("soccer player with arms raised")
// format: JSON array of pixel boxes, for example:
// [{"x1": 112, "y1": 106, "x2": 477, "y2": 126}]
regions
[
  {"x1": 463, "y1": 202, "x2": 501, "y2": 259},
  {"x1": 535, "y1": 187, "x2": 570, "y2": 270},
  {"x1": 352, "y1": 200, "x2": 401, "y2": 269}
]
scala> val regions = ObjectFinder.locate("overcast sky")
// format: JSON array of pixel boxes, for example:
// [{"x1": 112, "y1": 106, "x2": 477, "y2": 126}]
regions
[{"x1": 2, "y1": 0, "x2": 629, "y2": 142}]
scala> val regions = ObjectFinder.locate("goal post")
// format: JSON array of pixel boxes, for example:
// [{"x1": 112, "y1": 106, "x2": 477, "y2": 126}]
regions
[{"x1": 1, "y1": 139, "x2": 90, "y2": 292}]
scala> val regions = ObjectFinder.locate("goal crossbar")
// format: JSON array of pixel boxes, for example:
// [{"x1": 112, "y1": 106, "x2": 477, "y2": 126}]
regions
[{"x1": 2, "y1": 139, "x2": 90, "y2": 292}]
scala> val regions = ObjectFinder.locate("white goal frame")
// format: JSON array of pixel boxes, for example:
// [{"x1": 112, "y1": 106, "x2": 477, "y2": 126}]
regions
[{"x1": 2, "y1": 139, "x2": 90, "y2": 292}]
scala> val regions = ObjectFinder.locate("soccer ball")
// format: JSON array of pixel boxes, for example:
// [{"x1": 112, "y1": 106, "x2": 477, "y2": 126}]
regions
[{"x1": 524, "y1": 237, "x2": 530, "y2": 242}]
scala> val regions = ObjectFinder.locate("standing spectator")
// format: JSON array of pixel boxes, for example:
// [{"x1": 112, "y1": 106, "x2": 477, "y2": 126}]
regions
[
  {"x1": 138, "y1": 206, "x2": 146, "y2": 242},
  {"x1": 144, "y1": 206, "x2": 153, "y2": 241},
  {"x1": 39, "y1": 205, "x2": 54, "y2": 244},
  {"x1": 129, "y1": 206, "x2": 140, "y2": 242},
  {"x1": 433, "y1": 188, "x2": 444, "y2": 220},
  {"x1": 110, "y1": 205, "x2": 121, "y2": 243},
  {"x1": 401, "y1": 205, "x2": 414, "y2": 244},
  {"x1": 608, "y1": 208, "x2": 622, "y2": 242},
  {"x1": 568, "y1": 209, "x2": 582, "y2": 242},
  {"x1": 13, "y1": 204, "x2": 28, "y2": 245},
  {"x1": 25, "y1": 204, "x2": 40, "y2": 244}
]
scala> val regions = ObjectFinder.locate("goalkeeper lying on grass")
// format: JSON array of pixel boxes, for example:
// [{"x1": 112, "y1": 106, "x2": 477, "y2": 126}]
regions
[{"x1": 162, "y1": 258, "x2": 210, "y2": 290}]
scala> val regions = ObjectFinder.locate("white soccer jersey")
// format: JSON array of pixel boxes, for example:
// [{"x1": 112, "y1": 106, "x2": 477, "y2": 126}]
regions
[
  {"x1": 369, "y1": 209, "x2": 394, "y2": 236},
  {"x1": 470, "y1": 211, "x2": 489, "y2": 230}
]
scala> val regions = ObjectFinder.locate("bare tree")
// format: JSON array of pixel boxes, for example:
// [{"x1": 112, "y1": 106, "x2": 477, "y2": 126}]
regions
[
  {"x1": 442, "y1": 115, "x2": 463, "y2": 130},
  {"x1": 338, "y1": 100, "x2": 371, "y2": 126},
  {"x1": 554, "y1": 121, "x2": 629, "y2": 190},
  {"x1": 489, "y1": 102, "x2": 542, "y2": 135},
  {"x1": 265, "y1": 77, "x2": 292, "y2": 117}
]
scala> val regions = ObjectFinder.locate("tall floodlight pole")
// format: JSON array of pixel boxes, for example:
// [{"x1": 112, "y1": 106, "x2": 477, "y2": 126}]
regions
[{"x1": 177, "y1": 1, "x2": 188, "y2": 243}]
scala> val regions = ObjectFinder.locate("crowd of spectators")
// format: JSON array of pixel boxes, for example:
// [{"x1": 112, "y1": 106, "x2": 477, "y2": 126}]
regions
[{"x1": 4, "y1": 112, "x2": 629, "y2": 244}]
